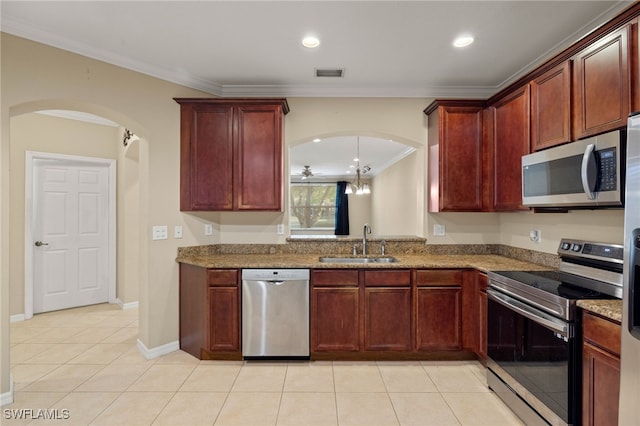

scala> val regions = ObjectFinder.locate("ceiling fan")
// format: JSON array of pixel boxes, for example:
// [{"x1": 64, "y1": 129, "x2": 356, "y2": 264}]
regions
[{"x1": 300, "y1": 165, "x2": 314, "y2": 179}]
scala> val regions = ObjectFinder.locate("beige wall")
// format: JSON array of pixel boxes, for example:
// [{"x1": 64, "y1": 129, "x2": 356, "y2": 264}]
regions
[
  {"x1": 371, "y1": 151, "x2": 423, "y2": 235},
  {"x1": 9, "y1": 113, "x2": 120, "y2": 315},
  {"x1": 1, "y1": 33, "x2": 210, "y2": 396}
]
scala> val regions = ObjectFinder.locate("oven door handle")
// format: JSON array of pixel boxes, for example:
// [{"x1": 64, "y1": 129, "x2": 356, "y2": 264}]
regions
[{"x1": 487, "y1": 289, "x2": 570, "y2": 337}]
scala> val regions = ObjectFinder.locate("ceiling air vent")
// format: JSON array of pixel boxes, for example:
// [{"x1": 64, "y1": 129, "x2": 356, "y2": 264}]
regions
[{"x1": 315, "y1": 68, "x2": 345, "y2": 78}]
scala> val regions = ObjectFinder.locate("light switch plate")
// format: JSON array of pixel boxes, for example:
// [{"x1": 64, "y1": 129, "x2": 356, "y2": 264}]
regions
[
  {"x1": 152, "y1": 225, "x2": 168, "y2": 240},
  {"x1": 174, "y1": 225, "x2": 183, "y2": 239}
]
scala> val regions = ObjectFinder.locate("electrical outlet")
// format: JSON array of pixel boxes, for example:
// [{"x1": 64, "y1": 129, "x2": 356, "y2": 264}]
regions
[
  {"x1": 530, "y1": 229, "x2": 542, "y2": 243},
  {"x1": 433, "y1": 224, "x2": 446, "y2": 236},
  {"x1": 174, "y1": 225, "x2": 183, "y2": 239},
  {"x1": 276, "y1": 224, "x2": 285, "y2": 235},
  {"x1": 204, "y1": 223, "x2": 213, "y2": 236},
  {"x1": 152, "y1": 225, "x2": 168, "y2": 240}
]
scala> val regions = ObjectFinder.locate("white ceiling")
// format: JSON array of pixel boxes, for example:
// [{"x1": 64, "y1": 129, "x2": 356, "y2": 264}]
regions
[
  {"x1": 1, "y1": 1, "x2": 631, "y2": 98},
  {"x1": 291, "y1": 136, "x2": 415, "y2": 180},
  {"x1": 2, "y1": 1, "x2": 632, "y2": 178}
]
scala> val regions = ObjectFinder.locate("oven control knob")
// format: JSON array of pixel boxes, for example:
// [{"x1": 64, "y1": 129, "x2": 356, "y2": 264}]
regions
[
  {"x1": 572, "y1": 244, "x2": 582, "y2": 252},
  {"x1": 561, "y1": 242, "x2": 571, "y2": 250}
]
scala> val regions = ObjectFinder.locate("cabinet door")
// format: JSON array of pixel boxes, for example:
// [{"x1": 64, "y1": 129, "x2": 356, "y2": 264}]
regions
[
  {"x1": 235, "y1": 105, "x2": 283, "y2": 210},
  {"x1": 582, "y1": 342, "x2": 620, "y2": 426},
  {"x1": 311, "y1": 288, "x2": 360, "y2": 352},
  {"x1": 208, "y1": 287, "x2": 240, "y2": 352},
  {"x1": 531, "y1": 61, "x2": 572, "y2": 151},
  {"x1": 415, "y1": 287, "x2": 462, "y2": 351},
  {"x1": 180, "y1": 104, "x2": 234, "y2": 211},
  {"x1": 364, "y1": 287, "x2": 412, "y2": 351},
  {"x1": 427, "y1": 102, "x2": 484, "y2": 211},
  {"x1": 491, "y1": 84, "x2": 530, "y2": 211},
  {"x1": 573, "y1": 25, "x2": 631, "y2": 139}
]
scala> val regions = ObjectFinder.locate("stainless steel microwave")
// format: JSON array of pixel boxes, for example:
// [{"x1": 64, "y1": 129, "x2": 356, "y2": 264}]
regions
[{"x1": 522, "y1": 130, "x2": 625, "y2": 208}]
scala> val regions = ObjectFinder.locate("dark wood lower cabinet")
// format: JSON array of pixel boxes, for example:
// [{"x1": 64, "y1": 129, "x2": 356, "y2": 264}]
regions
[
  {"x1": 364, "y1": 287, "x2": 411, "y2": 351},
  {"x1": 208, "y1": 287, "x2": 240, "y2": 352},
  {"x1": 180, "y1": 265, "x2": 479, "y2": 361},
  {"x1": 415, "y1": 287, "x2": 462, "y2": 351},
  {"x1": 310, "y1": 268, "x2": 475, "y2": 359},
  {"x1": 179, "y1": 264, "x2": 241, "y2": 359},
  {"x1": 582, "y1": 311, "x2": 621, "y2": 426},
  {"x1": 311, "y1": 287, "x2": 360, "y2": 352}
]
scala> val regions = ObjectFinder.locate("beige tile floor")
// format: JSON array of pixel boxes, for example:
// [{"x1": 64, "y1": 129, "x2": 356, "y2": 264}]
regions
[{"x1": 6, "y1": 303, "x2": 524, "y2": 426}]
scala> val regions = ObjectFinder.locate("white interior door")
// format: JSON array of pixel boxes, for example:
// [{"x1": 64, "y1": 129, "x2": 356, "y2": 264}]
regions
[{"x1": 33, "y1": 158, "x2": 111, "y2": 313}]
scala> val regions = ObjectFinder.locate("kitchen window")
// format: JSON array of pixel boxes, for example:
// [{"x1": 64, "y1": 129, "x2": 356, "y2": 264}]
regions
[{"x1": 290, "y1": 183, "x2": 337, "y2": 230}]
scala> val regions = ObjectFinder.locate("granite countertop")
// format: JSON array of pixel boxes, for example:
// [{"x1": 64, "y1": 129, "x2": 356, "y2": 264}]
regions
[
  {"x1": 577, "y1": 299, "x2": 623, "y2": 323},
  {"x1": 175, "y1": 252, "x2": 551, "y2": 273}
]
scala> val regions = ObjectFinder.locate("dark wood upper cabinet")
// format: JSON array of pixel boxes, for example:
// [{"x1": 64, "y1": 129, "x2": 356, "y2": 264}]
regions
[
  {"x1": 490, "y1": 84, "x2": 530, "y2": 211},
  {"x1": 175, "y1": 98, "x2": 289, "y2": 211},
  {"x1": 531, "y1": 61, "x2": 572, "y2": 151},
  {"x1": 425, "y1": 100, "x2": 486, "y2": 212},
  {"x1": 572, "y1": 24, "x2": 632, "y2": 139}
]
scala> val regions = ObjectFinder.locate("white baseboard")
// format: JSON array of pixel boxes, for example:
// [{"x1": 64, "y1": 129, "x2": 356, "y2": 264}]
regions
[
  {"x1": 10, "y1": 314, "x2": 25, "y2": 323},
  {"x1": 122, "y1": 301, "x2": 139, "y2": 310},
  {"x1": 116, "y1": 299, "x2": 140, "y2": 311},
  {"x1": 1, "y1": 374, "x2": 14, "y2": 407},
  {"x1": 115, "y1": 299, "x2": 139, "y2": 310},
  {"x1": 136, "y1": 339, "x2": 179, "y2": 360}
]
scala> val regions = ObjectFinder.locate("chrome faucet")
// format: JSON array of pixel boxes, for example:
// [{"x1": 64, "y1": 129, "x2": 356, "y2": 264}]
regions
[
  {"x1": 362, "y1": 224, "x2": 371, "y2": 256},
  {"x1": 381, "y1": 240, "x2": 386, "y2": 256}
]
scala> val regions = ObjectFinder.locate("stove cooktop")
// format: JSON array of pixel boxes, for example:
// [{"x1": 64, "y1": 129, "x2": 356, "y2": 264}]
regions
[{"x1": 491, "y1": 270, "x2": 615, "y2": 300}]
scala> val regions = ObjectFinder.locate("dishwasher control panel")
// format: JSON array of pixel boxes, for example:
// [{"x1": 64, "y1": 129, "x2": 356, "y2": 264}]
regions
[{"x1": 241, "y1": 269, "x2": 309, "y2": 281}]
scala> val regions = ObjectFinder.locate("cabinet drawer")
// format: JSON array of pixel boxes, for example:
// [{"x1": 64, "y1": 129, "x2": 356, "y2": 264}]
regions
[
  {"x1": 583, "y1": 311, "x2": 621, "y2": 356},
  {"x1": 416, "y1": 269, "x2": 462, "y2": 286},
  {"x1": 364, "y1": 270, "x2": 411, "y2": 287},
  {"x1": 207, "y1": 269, "x2": 239, "y2": 286},
  {"x1": 312, "y1": 269, "x2": 359, "y2": 286}
]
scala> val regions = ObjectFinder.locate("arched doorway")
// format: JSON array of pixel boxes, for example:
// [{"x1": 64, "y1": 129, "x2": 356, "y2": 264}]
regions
[{"x1": 8, "y1": 101, "x2": 145, "y2": 320}]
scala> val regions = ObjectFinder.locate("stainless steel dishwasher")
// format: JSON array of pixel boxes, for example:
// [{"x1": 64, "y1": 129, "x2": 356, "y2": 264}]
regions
[{"x1": 241, "y1": 269, "x2": 310, "y2": 359}]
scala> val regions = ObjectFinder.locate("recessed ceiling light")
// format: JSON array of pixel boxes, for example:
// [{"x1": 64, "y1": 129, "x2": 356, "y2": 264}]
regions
[
  {"x1": 453, "y1": 35, "x2": 474, "y2": 48},
  {"x1": 312, "y1": 138, "x2": 321, "y2": 143},
  {"x1": 302, "y1": 36, "x2": 320, "y2": 48}
]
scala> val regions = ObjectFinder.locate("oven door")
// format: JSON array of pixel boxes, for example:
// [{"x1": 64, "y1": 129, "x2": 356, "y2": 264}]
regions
[{"x1": 487, "y1": 289, "x2": 579, "y2": 426}]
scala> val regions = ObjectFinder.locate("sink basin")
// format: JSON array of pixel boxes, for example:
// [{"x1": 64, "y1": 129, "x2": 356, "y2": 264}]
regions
[{"x1": 318, "y1": 256, "x2": 399, "y2": 264}]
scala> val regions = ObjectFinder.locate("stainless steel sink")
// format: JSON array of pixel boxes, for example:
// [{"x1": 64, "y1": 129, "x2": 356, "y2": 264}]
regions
[{"x1": 318, "y1": 256, "x2": 399, "y2": 264}]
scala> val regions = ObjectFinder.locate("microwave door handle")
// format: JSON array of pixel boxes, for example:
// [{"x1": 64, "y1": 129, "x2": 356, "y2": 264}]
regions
[{"x1": 581, "y1": 143, "x2": 597, "y2": 199}]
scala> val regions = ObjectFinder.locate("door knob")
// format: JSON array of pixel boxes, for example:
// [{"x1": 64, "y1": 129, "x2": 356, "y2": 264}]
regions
[{"x1": 34, "y1": 241, "x2": 49, "y2": 247}]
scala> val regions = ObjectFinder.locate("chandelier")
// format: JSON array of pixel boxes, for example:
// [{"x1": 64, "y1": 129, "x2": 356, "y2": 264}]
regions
[{"x1": 345, "y1": 136, "x2": 371, "y2": 195}]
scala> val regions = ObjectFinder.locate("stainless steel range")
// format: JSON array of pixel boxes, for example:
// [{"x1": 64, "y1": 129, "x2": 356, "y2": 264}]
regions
[{"x1": 487, "y1": 239, "x2": 622, "y2": 426}]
